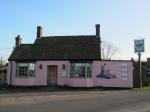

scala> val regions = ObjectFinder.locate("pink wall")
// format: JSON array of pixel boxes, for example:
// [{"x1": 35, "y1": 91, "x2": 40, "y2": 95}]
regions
[
  {"x1": 7, "y1": 61, "x2": 71, "y2": 86},
  {"x1": 7, "y1": 60, "x2": 133, "y2": 88},
  {"x1": 7, "y1": 61, "x2": 44, "y2": 86},
  {"x1": 67, "y1": 78, "x2": 93, "y2": 87},
  {"x1": 7, "y1": 61, "x2": 16, "y2": 85},
  {"x1": 36, "y1": 61, "x2": 71, "y2": 86},
  {"x1": 35, "y1": 61, "x2": 93, "y2": 87},
  {"x1": 92, "y1": 61, "x2": 133, "y2": 88}
]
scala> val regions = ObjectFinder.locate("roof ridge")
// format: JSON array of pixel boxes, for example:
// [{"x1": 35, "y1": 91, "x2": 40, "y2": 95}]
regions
[
  {"x1": 20, "y1": 43, "x2": 33, "y2": 45},
  {"x1": 41, "y1": 35, "x2": 96, "y2": 38}
]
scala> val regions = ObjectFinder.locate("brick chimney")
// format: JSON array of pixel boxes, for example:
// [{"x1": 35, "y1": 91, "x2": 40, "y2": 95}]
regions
[
  {"x1": 36, "y1": 26, "x2": 43, "y2": 39},
  {"x1": 95, "y1": 24, "x2": 102, "y2": 60},
  {"x1": 15, "y1": 35, "x2": 22, "y2": 46},
  {"x1": 95, "y1": 24, "x2": 100, "y2": 37}
]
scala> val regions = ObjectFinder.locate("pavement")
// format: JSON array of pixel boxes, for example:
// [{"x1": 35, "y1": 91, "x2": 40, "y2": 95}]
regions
[
  {"x1": 0, "y1": 89, "x2": 130, "y2": 106},
  {"x1": 0, "y1": 86, "x2": 129, "y2": 96}
]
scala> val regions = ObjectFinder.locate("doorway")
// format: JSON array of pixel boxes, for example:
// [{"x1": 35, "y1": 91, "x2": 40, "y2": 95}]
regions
[{"x1": 47, "y1": 65, "x2": 58, "y2": 86}]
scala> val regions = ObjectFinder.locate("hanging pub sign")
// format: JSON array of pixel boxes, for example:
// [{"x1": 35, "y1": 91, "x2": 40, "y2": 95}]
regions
[{"x1": 134, "y1": 39, "x2": 144, "y2": 53}]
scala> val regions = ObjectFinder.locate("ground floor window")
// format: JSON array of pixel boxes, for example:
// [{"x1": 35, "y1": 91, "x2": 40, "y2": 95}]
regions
[
  {"x1": 71, "y1": 63, "x2": 91, "y2": 78},
  {"x1": 145, "y1": 72, "x2": 150, "y2": 82},
  {"x1": 16, "y1": 63, "x2": 35, "y2": 77}
]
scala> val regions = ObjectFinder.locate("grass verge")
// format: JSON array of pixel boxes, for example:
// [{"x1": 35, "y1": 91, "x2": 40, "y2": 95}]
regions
[{"x1": 132, "y1": 86, "x2": 150, "y2": 92}]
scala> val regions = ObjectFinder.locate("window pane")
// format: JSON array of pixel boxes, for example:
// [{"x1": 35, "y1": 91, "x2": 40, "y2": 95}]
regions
[
  {"x1": 71, "y1": 63, "x2": 91, "y2": 78},
  {"x1": 16, "y1": 63, "x2": 35, "y2": 77}
]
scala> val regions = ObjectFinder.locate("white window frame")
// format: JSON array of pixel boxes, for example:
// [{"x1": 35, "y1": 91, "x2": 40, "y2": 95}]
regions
[
  {"x1": 16, "y1": 63, "x2": 35, "y2": 77},
  {"x1": 71, "y1": 63, "x2": 91, "y2": 78}
]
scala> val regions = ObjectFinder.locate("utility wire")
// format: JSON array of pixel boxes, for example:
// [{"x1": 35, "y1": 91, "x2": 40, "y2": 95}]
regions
[{"x1": 0, "y1": 47, "x2": 12, "y2": 50}]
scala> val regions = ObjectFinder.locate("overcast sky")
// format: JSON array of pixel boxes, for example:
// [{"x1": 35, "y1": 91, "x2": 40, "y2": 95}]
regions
[{"x1": 0, "y1": 0, "x2": 150, "y2": 61}]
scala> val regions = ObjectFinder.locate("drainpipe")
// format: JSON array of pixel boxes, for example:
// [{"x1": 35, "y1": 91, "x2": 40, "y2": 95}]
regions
[{"x1": 10, "y1": 61, "x2": 12, "y2": 86}]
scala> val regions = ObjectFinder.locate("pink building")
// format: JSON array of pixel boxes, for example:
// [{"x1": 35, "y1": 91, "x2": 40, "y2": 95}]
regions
[{"x1": 7, "y1": 25, "x2": 133, "y2": 88}]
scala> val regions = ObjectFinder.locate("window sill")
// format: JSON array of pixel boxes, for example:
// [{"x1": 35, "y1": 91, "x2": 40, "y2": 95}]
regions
[
  {"x1": 70, "y1": 77, "x2": 91, "y2": 79},
  {"x1": 16, "y1": 76, "x2": 35, "y2": 78}
]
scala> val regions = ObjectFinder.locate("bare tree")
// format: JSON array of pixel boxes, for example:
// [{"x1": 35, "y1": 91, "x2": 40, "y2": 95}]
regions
[
  {"x1": 0, "y1": 57, "x2": 7, "y2": 68},
  {"x1": 101, "y1": 41, "x2": 118, "y2": 60}
]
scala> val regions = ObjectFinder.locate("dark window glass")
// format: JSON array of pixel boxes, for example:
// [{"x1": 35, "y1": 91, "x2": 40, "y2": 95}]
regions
[
  {"x1": 71, "y1": 63, "x2": 91, "y2": 78},
  {"x1": 16, "y1": 63, "x2": 35, "y2": 77}
]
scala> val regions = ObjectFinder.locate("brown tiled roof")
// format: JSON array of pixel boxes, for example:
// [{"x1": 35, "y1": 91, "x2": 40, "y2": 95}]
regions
[{"x1": 9, "y1": 35, "x2": 101, "y2": 60}]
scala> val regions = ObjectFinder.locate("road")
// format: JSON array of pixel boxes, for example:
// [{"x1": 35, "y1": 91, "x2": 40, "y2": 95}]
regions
[{"x1": 0, "y1": 90, "x2": 150, "y2": 112}]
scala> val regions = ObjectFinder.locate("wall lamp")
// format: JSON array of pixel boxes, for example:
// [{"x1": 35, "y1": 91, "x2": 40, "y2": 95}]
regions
[
  {"x1": 39, "y1": 64, "x2": 42, "y2": 69},
  {"x1": 62, "y1": 64, "x2": 66, "y2": 70}
]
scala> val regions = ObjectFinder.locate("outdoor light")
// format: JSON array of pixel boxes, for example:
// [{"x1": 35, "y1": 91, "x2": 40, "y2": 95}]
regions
[
  {"x1": 62, "y1": 64, "x2": 65, "y2": 70},
  {"x1": 39, "y1": 64, "x2": 42, "y2": 69}
]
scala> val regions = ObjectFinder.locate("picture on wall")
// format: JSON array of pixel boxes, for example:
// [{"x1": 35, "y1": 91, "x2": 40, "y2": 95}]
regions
[{"x1": 96, "y1": 63, "x2": 117, "y2": 79}]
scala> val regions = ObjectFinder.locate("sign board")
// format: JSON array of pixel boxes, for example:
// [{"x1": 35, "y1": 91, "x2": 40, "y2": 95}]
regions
[
  {"x1": 61, "y1": 70, "x2": 67, "y2": 77},
  {"x1": 134, "y1": 39, "x2": 144, "y2": 53}
]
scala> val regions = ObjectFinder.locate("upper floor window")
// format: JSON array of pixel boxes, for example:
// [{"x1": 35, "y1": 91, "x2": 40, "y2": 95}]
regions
[{"x1": 16, "y1": 63, "x2": 35, "y2": 77}]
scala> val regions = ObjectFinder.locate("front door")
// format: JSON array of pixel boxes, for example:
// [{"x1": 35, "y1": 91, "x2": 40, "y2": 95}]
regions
[{"x1": 47, "y1": 65, "x2": 58, "y2": 86}]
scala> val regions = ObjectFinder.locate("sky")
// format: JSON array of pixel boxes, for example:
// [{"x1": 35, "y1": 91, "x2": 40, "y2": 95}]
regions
[{"x1": 0, "y1": 0, "x2": 150, "y2": 61}]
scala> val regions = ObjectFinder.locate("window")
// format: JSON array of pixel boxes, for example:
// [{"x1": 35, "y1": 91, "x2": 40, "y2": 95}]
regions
[
  {"x1": 16, "y1": 63, "x2": 35, "y2": 77},
  {"x1": 121, "y1": 63, "x2": 128, "y2": 80},
  {"x1": 71, "y1": 63, "x2": 91, "y2": 78},
  {"x1": 146, "y1": 71, "x2": 150, "y2": 81}
]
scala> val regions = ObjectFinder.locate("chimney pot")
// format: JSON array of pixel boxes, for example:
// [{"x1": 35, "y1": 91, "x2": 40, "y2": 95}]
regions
[
  {"x1": 37, "y1": 26, "x2": 43, "y2": 39},
  {"x1": 95, "y1": 24, "x2": 100, "y2": 37},
  {"x1": 15, "y1": 35, "x2": 22, "y2": 46}
]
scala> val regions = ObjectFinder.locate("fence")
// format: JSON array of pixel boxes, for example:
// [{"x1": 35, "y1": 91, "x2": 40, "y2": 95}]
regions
[{"x1": 0, "y1": 69, "x2": 7, "y2": 88}]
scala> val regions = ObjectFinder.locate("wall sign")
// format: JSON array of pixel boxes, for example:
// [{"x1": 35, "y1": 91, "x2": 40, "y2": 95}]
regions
[
  {"x1": 61, "y1": 70, "x2": 67, "y2": 77},
  {"x1": 96, "y1": 63, "x2": 117, "y2": 79}
]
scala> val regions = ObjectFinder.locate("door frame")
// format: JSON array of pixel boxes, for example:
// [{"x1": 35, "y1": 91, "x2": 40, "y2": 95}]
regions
[{"x1": 47, "y1": 65, "x2": 58, "y2": 86}]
